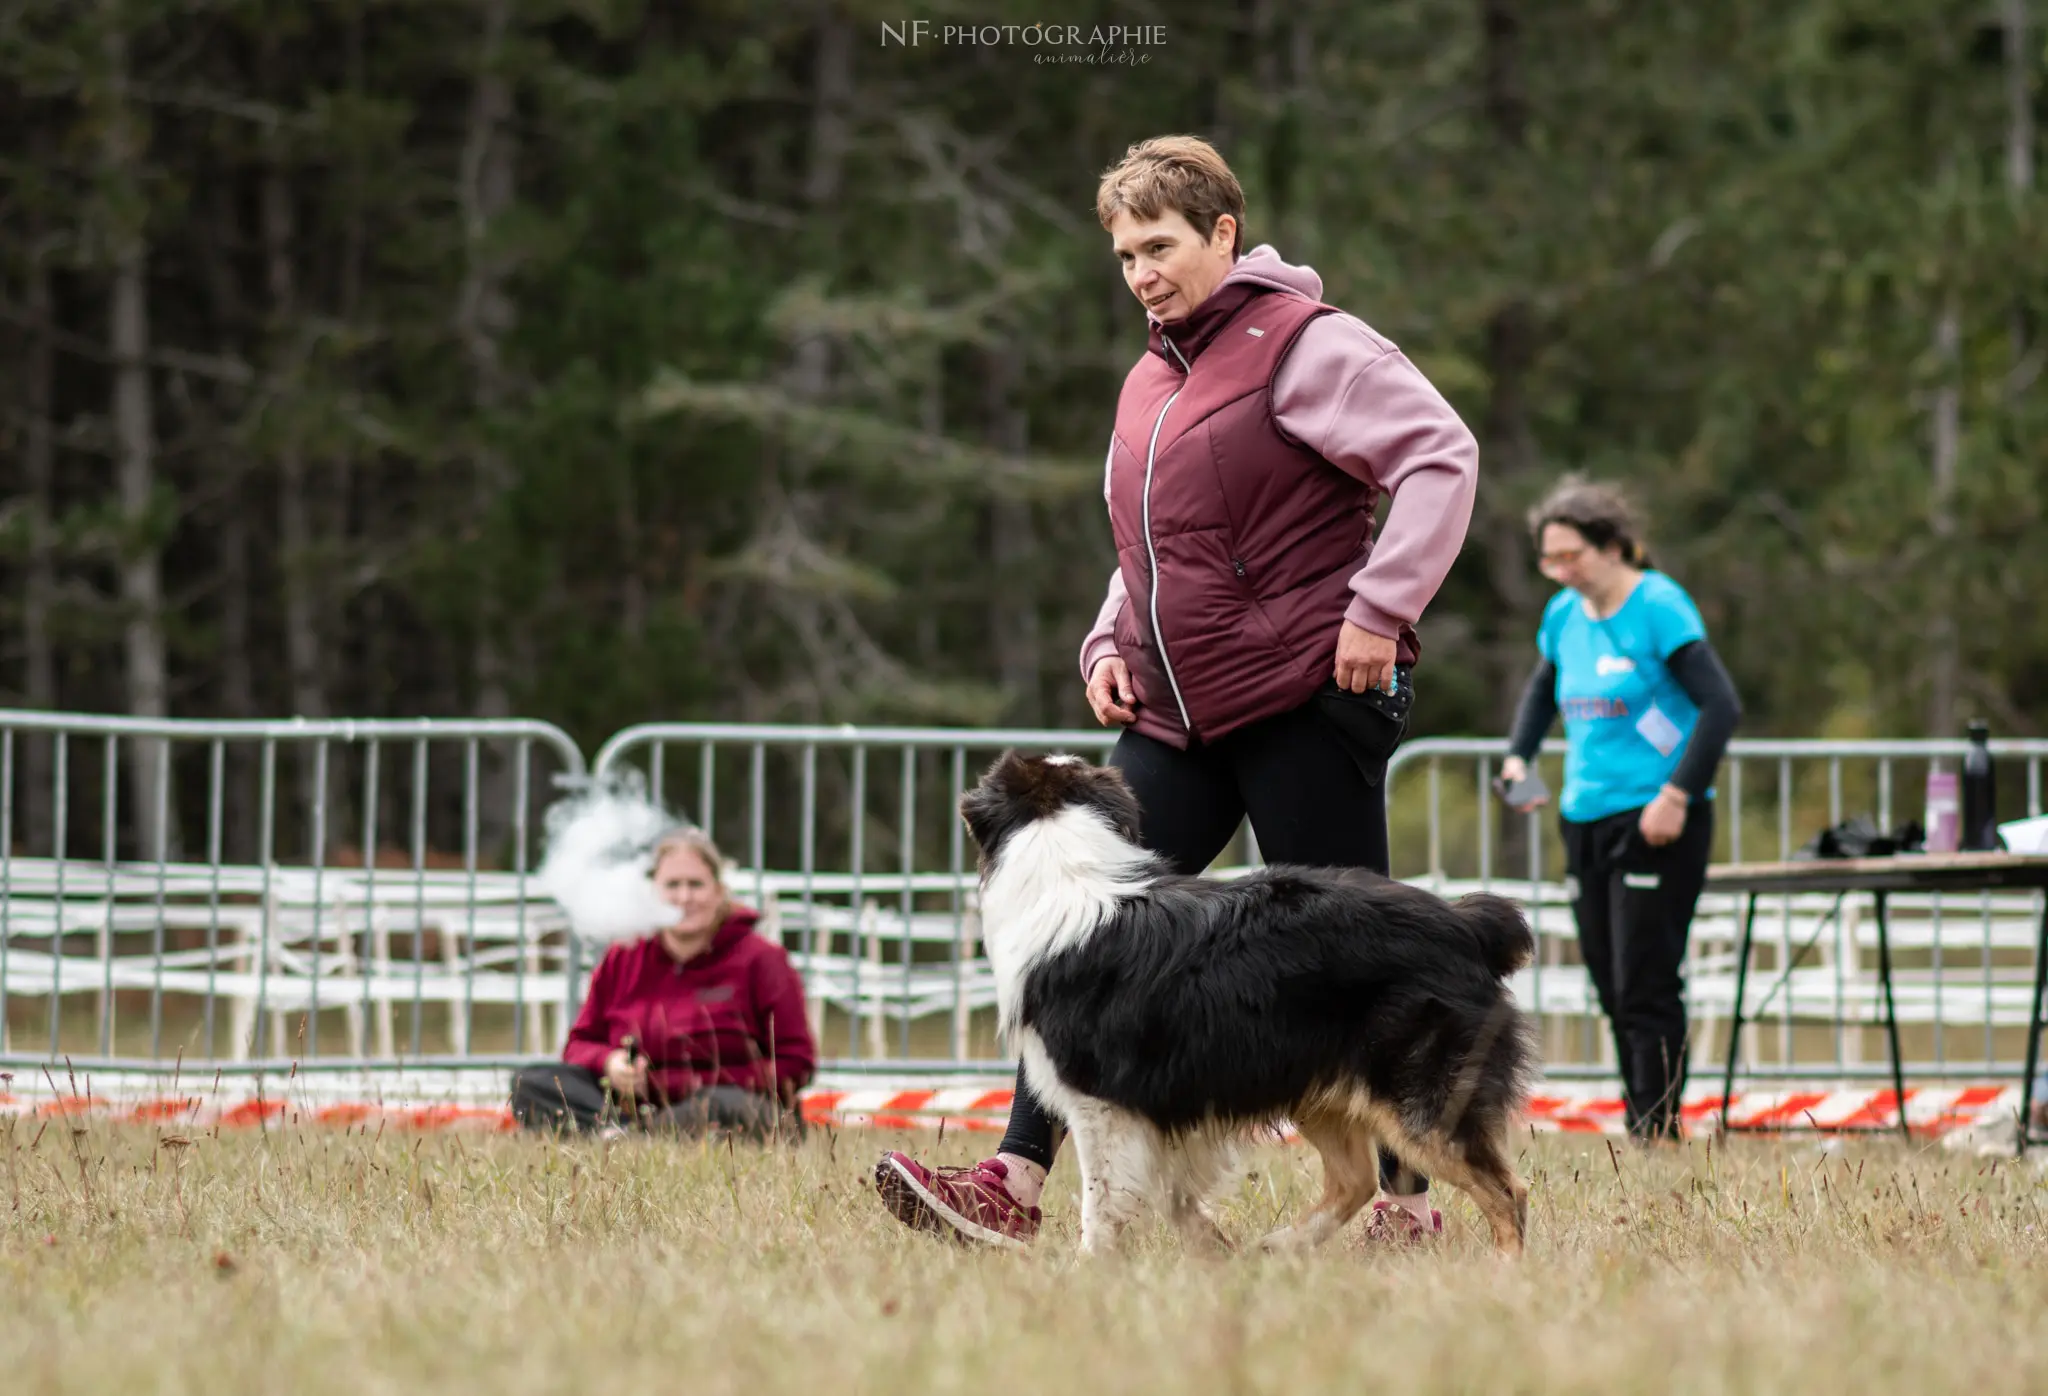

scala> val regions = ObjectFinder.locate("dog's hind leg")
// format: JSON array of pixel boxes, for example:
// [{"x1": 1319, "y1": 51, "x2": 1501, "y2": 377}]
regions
[
  {"x1": 1260, "y1": 1111, "x2": 1379, "y2": 1252},
  {"x1": 1394, "y1": 1124, "x2": 1529, "y2": 1258},
  {"x1": 1167, "y1": 1190, "x2": 1231, "y2": 1255},
  {"x1": 1468, "y1": 1139, "x2": 1531, "y2": 1258},
  {"x1": 1165, "y1": 1134, "x2": 1236, "y2": 1256}
]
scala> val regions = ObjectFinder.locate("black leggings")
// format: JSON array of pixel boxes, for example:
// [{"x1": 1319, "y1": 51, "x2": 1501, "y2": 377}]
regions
[
  {"x1": 509, "y1": 1062, "x2": 796, "y2": 1141},
  {"x1": 996, "y1": 697, "x2": 1428, "y2": 1194},
  {"x1": 1559, "y1": 801, "x2": 1715, "y2": 1141}
]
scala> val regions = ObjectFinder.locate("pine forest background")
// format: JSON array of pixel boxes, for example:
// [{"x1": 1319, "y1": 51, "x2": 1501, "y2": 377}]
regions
[{"x1": 2, "y1": 0, "x2": 2046, "y2": 861}]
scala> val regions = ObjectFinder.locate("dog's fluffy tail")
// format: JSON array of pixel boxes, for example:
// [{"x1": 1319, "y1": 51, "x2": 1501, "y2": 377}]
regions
[{"x1": 1452, "y1": 893, "x2": 1536, "y2": 979}]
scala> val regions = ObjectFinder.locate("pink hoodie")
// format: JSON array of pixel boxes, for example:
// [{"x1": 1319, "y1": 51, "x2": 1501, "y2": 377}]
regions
[{"x1": 1080, "y1": 245, "x2": 1478, "y2": 682}]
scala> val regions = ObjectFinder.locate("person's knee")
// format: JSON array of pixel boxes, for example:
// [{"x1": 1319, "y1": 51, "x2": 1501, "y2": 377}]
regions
[
  {"x1": 1616, "y1": 953, "x2": 1687, "y2": 1011},
  {"x1": 699, "y1": 1085, "x2": 774, "y2": 1122},
  {"x1": 514, "y1": 1062, "x2": 592, "y2": 1098},
  {"x1": 511, "y1": 1063, "x2": 566, "y2": 1106},
  {"x1": 1616, "y1": 987, "x2": 1685, "y2": 1037},
  {"x1": 654, "y1": 1087, "x2": 792, "y2": 1140},
  {"x1": 510, "y1": 1072, "x2": 570, "y2": 1130}
]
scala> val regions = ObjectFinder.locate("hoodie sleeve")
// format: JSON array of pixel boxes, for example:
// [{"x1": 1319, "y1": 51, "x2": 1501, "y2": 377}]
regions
[
  {"x1": 1273, "y1": 314, "x2": 1478, "y2": 638},
  {"x1": 1076, "y1": 435, "x2": 1128, "y2": 679},
  {"x1": 1078, "y1": 569, "x2": 1128, "y2": 681},
  {"x1": 561, "y1": 943, "x2": 623, "y2": 1073},
  {"x1": 749, "y1": 942, "x2": 817, "y2": 1092}
]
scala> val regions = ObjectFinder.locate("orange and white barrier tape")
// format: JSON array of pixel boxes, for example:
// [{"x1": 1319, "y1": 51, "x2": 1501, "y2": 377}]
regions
[
  {"x1": 0, "y1": 1070, "x2": 2026, "y2": 1140},
  {"x1": 798, "y1": 1081, "x2": 2026, "y2": 1140}
]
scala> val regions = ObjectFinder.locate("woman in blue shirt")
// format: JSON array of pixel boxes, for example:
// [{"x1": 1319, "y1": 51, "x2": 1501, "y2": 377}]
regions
[{"x1": 1499, "y1": 476, "x2": 1742, "y2": 1142}]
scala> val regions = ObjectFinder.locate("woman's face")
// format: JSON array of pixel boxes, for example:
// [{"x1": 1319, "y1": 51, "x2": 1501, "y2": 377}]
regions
[
  {"x1": 1108, "y1": 207, "x2": 1237, "y2": 325},
  {"x1": 653, "y1": 845, "x2": 725, "y2": 945},
  {"x1": 1537, "y1": 522, "x2": 1629, "y2": 595}
]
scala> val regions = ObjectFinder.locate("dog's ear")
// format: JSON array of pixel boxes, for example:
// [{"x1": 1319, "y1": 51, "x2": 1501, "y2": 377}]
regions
[
  {"x1": 959, "y1": 749, "x2": 1026, "y2": 852},
  {"x1": 1086, "y1": 765, "x2": 1144, "y2": 843},
  {"x1": 959, "y1": 782, "x2": 998, "y2": 850}
]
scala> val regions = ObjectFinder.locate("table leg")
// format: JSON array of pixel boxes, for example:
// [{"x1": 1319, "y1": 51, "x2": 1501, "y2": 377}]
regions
[
  {"x1": 2018, "y1": 895, "x2": 2048, "y2": 1160},
  {"x1": 1873, "y1": 890, "x2": 1910, "y2": 1142},
  {"x1": 1720, "y1": 893, "x2": 1759, "y2": 1135}
]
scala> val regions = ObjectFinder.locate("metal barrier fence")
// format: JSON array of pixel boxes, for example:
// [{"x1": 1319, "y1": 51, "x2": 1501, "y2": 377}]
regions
[
  {"x1": 0, "y1": 710, "x2": 585, "y2": 1074},
  {"x1": 589, "y1": 723, "x2": 1123, "y2": 1068},
  {"x1": 5, "y1": 709, "x2": 2045, "y2": 1088},
  {"x1": 592, "y1": 725, "x2": 2048, "y2": 1081},
  {"x1": 1386, "y1": 736, "x2": 2048, "y2": 1082}
]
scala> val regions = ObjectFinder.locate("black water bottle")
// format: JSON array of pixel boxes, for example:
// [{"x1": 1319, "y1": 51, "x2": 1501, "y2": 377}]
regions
[{"x1": 1961, "y1": 720, "x2": 1998, "y2": 851}]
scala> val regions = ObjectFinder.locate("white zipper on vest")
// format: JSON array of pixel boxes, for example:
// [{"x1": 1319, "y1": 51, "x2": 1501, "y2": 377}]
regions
[{"x1": 1143, "y1": 332, "x2": 1196, "y2": 732}]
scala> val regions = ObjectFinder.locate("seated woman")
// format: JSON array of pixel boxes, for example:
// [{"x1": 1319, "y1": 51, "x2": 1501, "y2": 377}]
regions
[{"x1": 512, "y1": 827, "x2": 816, "y2": 1139}]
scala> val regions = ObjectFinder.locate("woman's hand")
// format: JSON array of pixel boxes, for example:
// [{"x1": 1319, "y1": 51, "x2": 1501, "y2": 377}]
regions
[
  {"x1": 1499, "y1": 755, "x2": 1548, "y2": 813},
  {"x1": 1333, "y1": 621, "x2": 1398, "y2": 694},
  {"x1": 1086, "y1": 656, "x2": 1138, "y2": 727},
  {"x1": 1638, "y1": 785, "x2": 1689, "y2": 846},
  {"x1": 603, "y1": 1047, "x2": 648, "y2": 1099}
]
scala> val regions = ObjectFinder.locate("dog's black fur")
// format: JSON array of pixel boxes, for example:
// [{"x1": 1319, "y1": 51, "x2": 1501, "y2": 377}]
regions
[
  {"x1": 961, "y1": 750, "x2": 1538, "y2": 1255},
  {"x1": 1018, "y1": 868, "x2": 1535, "y2": 1138}
]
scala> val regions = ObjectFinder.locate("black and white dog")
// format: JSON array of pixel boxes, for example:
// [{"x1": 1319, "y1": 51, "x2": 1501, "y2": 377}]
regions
[{"x1": 962, "y1": 751, "x2": 1538, "y2": 1256}]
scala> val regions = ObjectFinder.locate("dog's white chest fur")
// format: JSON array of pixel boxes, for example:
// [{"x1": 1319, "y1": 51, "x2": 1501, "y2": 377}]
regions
[{"x1": 977, "y1": 804, "x2": 1153, "y2": 1035}]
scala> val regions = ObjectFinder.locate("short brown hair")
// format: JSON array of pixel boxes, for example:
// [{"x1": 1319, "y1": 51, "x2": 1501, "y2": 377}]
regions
[
  {"x1": 1527, "y1": 474, "x2": 1653, "y2": 568},
  {"x1": 1096, "y1": 135, "x2": 1245, "y2": 256}
]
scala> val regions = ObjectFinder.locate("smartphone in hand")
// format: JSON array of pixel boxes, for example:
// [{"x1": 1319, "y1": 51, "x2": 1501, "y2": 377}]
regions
[{"x1": 1492, "y1": 769, "x2": 1550, "y2": 809}]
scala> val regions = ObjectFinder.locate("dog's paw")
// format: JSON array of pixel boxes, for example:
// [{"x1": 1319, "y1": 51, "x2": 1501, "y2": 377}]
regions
[{"x1": 1256, "y1": 1225, "x2": 1310, "y2": 1253}]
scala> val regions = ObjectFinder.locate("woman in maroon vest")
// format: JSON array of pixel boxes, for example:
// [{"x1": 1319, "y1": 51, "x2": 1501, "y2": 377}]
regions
[
  {"x1": 511, "y1": 828, "x2": 815, "y2": 1139},
  {"x1": 876, "y1": 135, "x2": 1479, "y2": 1249}
]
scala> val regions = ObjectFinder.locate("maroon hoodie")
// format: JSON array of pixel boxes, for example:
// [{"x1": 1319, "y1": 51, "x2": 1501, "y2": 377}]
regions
[{"x1": 562, "y1": 907, "x2": 816, "y2": 1100}]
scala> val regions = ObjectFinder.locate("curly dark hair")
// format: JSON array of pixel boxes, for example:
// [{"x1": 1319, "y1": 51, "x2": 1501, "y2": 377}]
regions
[{"x1": 1526, "y1": 474, "x2": 1652, "y2": 568}]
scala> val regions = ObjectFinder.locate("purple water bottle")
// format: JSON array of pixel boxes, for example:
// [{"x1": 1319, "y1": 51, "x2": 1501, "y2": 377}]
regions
[{"x1": 1925, "y1": 767, "x2": 1960, "y2": 854}]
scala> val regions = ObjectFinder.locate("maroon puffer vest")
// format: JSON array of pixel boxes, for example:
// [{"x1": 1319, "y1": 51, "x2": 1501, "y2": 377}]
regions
[{"x1": 1107, "y1": 283, "x2": 1416, "y2": 748}]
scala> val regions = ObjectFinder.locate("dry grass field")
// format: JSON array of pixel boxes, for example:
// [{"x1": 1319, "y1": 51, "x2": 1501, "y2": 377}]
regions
[{"x1": 2, "y1": 1115, "x2": 2044, "y2": 1395}]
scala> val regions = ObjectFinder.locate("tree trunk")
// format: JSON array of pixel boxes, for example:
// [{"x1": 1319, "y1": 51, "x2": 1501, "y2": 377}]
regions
[
  {"x1": 789, "y1": 9, "x2": 851, "y2": 402},
  {"x1": 1927, "y1": 289, "x2": 1961, "y2": 737},
  {"x1": 216, "y1": 454, "x2": 258, "y2": 863},
  {"x1": 264, "y1": 198, "x2": 327, "y2": 722},
  {"x1": 265, "y1": 137, "x2": 336, "y2": 858},
  {"x1": 265, "y1": 159, "x2": 327, "y2": 726},
  {"x1": 1476, "y1": 0, "x2": 1542, "y2": 722},
  {"x1": 22, "y1": 217, "x2": 58, "y2": 854},
  {"x1": 615, "y1": 465, "x2": 648, "y2": 645},
  {"x1": 457, "y1": 0, "x2": 520, "y2": 854},
  {"x1": 333, "y1": 0, "x2": 367, "y2": 715},
  {"x1": 102, "y1": 9, "x2": 177, "y2": 860},
  {"x1": 983, "y1": 349, "x2": 1043, "y2": 725},
  {"x1": 2007, "y1": 0, "x2": 2035, "y2": 377},
  {"x1": 744, "y1": 8, "x2": 854, "y2": 721},
  {"x1": 201, "y1": 176, "x2": 258, "y2": 861},
  {"x1": 342, "y1": 0, "x2": 368, "y2": 324}
]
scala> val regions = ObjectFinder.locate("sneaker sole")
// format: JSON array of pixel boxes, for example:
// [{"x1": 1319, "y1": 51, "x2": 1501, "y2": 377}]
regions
[{"x1": 873, "y1": 1156, "x2": 1030, "y2": 1251}]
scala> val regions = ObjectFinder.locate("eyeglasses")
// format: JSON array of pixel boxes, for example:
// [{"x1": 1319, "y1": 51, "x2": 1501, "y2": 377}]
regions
[{"x1": 1538, "y1": 547, "x2": 1585, "y2": 567}]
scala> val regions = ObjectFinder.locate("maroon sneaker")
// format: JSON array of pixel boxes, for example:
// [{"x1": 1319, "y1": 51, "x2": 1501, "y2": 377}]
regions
[
  {"x1": 874, "y1": 1152, "x2": 1041, "y2": 1250},
  {"x1": 1359, "y1": 1198, "x2": 1443, "y2": 1247}
]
